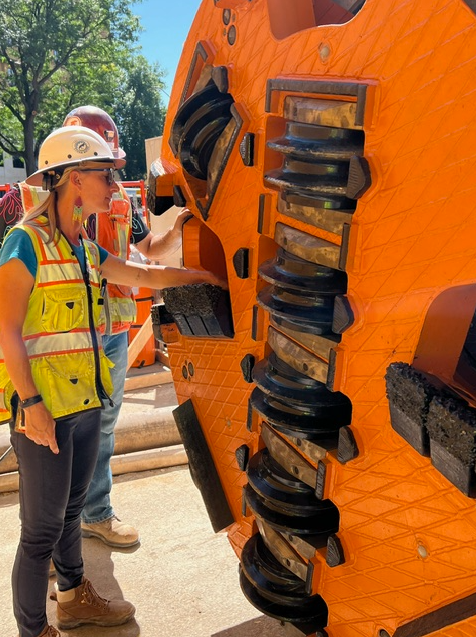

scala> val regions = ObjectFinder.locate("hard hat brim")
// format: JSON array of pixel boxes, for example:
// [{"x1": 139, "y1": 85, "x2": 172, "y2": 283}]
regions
[
  {"x1": 114, "y1": 147, "x2": 127, "y2": 169},
  {"x1": 25, "y1": 156, "x2": 120, "y2": 188}
]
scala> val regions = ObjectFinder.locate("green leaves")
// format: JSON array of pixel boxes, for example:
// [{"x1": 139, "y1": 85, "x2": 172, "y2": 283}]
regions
[
  {"x1": 114, "y1": 55, "x2": 167, "y2": 180},
  {"x1": 0, "y1": 0, "x2": 165, "y2": 177}
]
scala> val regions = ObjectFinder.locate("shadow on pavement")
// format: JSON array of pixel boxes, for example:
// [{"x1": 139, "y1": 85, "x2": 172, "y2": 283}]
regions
[{"x1": 212, "y1": 615, "x2": 288, "y2": 637}]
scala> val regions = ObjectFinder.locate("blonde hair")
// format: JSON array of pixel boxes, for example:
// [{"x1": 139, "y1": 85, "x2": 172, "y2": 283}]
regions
[{"x1": 20, "y1": 168, "x2": 74, "y2": 243}]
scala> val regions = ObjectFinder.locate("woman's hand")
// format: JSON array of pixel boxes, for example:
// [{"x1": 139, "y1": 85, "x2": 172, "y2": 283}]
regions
[
  {"x1": 173, "y1": 208, "x2": 193, "y2": 234},
  {"x1": 203, "y1": 271, "x2": 229, "y2": 290},
  {"x1": 23, "y1": 402, "x2": 59, "y2": 454}
]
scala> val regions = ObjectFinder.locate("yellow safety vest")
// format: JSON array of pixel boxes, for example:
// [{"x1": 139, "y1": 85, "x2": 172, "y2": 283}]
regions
[
  {"x1": 0, "y1": 220, "x2": 114, "y2": 425},
  {"x1": 19, "y1": 181, "x2": 137, "y2": 335},
  {"x1": 94, "y1": 184, "x2": 137, "y2": 335}
]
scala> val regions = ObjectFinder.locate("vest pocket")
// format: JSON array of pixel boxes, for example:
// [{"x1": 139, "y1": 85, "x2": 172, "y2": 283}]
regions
[
  {"x1": 94, "y1": 297, "x2": 106, "y2": 332},
  {"x1": 0, "y1": 365, "x2": 13, "y2": 422},
  {"x1": 42, "y1": 288, "x2": 86, "y2": 332},
  {"x1": 43, "y1": 354, "x2": 99, "y2": 418},
  {"x1": 109, "y1": 300, "x2": 129, "y2": 330},
  {"x1": 99, "y1": 351, "x2": 115, "y2": 398}
]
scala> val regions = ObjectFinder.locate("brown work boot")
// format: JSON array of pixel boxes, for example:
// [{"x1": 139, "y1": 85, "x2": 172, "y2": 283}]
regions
[
  {"x1": 55, "y1": 578, "x2": 135, "y2": 629},
  {"x1": 37, "y1": 626, "x2": 61, "y2": 637},
  {"x1": 81, "y1": 515, "x2": 140, "y2": 548}
]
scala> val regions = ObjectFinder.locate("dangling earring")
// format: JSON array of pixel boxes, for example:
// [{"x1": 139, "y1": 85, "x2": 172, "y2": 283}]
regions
[{"x1": 73, "y1": 195, "x2": 83, "y2": 223}]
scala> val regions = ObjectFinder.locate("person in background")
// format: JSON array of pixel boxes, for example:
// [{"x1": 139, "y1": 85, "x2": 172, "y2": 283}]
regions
[
  {"x1": 0, "y1": 125, "x2": 223, "y2": 637},
  {"x1": 62, "y1": 106, "x2": 188, "y2": 548},
  {"x1": 0, "y1": 105, "x2": 188, "y2": 548}
]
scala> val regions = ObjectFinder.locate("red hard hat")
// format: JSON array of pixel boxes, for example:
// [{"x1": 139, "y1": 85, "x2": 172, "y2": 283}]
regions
[{"x1": 62, "y1": 105, "x2": 126, "y2": 168}]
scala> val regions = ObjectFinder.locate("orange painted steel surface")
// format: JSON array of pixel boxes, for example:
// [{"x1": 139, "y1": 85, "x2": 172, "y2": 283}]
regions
[
  {"x1": 129, "y1": 287, "x2": 156, "y2": 368},
  {"x1": 156, "y1": 1, "x2": 476, "y2": 636}
]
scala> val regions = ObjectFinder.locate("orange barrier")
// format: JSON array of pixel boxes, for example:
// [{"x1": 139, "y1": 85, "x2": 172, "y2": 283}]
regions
[
  {"x1": 120, "y1": 180, "x2": 146, "y2": 207},
  {"x1": 128, "y1": 287, "x2": 156, "y2": 368},
  {"x1": 0, "y1": 184, "x2": 11, "y2": 195}
]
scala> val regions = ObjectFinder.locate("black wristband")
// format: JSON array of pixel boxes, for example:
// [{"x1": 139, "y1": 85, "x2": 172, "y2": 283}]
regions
[{"x1": 20, "y1": 394, "x2": 43, "y2": 409}]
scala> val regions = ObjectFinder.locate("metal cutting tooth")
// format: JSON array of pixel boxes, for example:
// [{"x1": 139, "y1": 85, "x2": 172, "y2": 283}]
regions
[
  {"x1": 250, "y1": 387, "x2": 348, "y2": 442},
  {"x1": 259, "y1": 248, "x2": 347, "y2": 293},
  {"x1": 239, "y1": 533, "x2": 328, "y2": 629},
  {"x1": 265, "y1": 121, "x2": 365, "y2": 202},
  {"x1": 253, "y1": 351, "x2": 329, "y2": 405},
  {"x1": 245, "y1": 449, "x2": 340, "y2": 535},
  {"x1": 171, "y1": 83, "x2": 234, "y2": 180},
  {"x1": 257, "y1": 249, "x2": 347, "y2": 336}
]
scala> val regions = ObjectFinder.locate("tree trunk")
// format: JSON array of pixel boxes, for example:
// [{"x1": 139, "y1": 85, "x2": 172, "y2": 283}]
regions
[{"x1": 23, "y1": 112, "x2": 37, "y2": 177}]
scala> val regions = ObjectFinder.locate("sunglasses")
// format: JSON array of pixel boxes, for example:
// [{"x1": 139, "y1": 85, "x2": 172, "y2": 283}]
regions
[{"x1": 79, "y1": 168, "x2": 116, "y2": 186}]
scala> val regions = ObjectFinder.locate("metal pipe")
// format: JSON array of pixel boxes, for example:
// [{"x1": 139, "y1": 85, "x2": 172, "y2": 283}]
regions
[{"x1": 0, "y1": 406, "x2": 183, "y2": 481}]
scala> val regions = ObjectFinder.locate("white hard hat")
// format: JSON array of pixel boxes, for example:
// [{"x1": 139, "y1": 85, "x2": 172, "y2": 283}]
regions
[{"x1": 25, "y1": 126, "x2": 121, "y2": 188}]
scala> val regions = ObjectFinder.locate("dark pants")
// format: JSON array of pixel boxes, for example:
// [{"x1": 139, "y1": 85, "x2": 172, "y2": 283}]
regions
[{"x1": 10, "y1": 408, "x2": 101, "y2": 637}]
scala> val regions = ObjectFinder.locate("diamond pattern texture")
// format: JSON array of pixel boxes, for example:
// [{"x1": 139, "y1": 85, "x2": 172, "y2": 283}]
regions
[{"x1": 161, "y1": 0, "x2": 476, "y2": 635}]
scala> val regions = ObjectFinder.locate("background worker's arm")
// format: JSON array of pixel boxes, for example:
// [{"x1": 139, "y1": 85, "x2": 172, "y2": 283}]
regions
[
  {"x1": 101, "y1": 252, "x2": 226, "y2": 290},
  {"x1": 0, "y1": 259, "x2": 59, "y2": 453},
  {"x1": 134, "y1": 208, "x2": 192, "y2": 260},
  {"x1": 0, "y1": 187, "x2": 24, "y2": 247}
]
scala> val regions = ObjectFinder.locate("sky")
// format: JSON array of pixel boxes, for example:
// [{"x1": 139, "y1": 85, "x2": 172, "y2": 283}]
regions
[{"x1": 130, "y1": 0, "x2": 201, "y2": 105}]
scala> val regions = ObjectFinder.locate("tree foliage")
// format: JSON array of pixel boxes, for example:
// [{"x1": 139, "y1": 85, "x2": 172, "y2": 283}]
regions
[
  {"x1": 0, "y1": 0, "x2": 166, "y2": 178},
  {"x1": 114, "y1": 55, "x2": 166, "y2": 180}
]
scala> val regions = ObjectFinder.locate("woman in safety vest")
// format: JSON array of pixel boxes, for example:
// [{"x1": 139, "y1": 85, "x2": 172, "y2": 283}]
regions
[
  {"x1": 0, "y1": 126, "x2": 223, "y2": 637},
  {"x1": 0, "y1": 104, "x2": 190, "y2": 549}
]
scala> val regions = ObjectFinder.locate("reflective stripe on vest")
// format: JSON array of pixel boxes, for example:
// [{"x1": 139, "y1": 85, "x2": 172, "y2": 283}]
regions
[
  {"x1": 18, "y1": 182, "x2": 49, "y2": 215},
  {"x1": 0, "y1": 222, "x2": 113, "y2": 425},
  {"x1": 95, "y1": 184, "x2": 136, "y2": 334}
]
